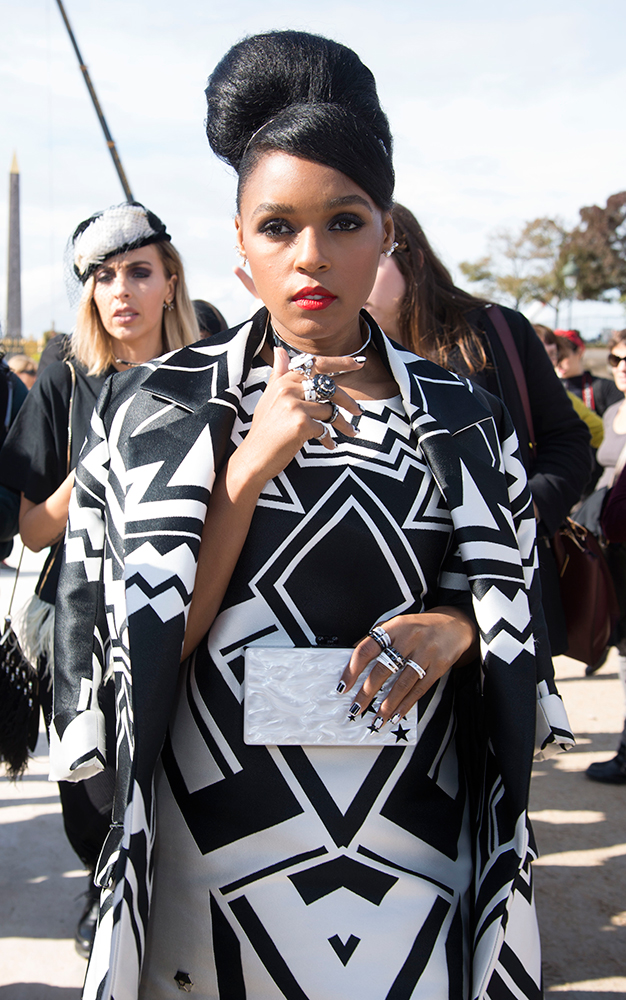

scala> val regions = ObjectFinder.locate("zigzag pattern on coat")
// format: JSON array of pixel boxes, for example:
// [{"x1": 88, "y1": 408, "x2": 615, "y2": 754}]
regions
[{"x1": 52, "y1": 310, "x2": 572, "y2": 1000}]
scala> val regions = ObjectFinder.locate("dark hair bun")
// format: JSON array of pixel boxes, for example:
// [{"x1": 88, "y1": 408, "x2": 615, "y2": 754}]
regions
[{"x1": 205, "y1": 31, "x2": 394, "y2": 209}]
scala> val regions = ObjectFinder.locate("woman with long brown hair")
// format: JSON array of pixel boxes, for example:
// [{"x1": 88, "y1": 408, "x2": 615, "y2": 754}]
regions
[{"x1": 366, "y1": 203, "x2": 593, "y2": 657}]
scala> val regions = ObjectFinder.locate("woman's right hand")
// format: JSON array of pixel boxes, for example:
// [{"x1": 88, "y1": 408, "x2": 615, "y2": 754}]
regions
[{"x1": 231, "y1": 347, "x2": 363, "y2": 487}]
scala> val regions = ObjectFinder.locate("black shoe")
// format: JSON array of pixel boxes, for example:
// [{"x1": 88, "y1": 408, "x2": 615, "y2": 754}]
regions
[
  {"x1": 585, "y1": 647, "x2": 610, "y2": 676},
  {"x1": 75, "y1": 878, "x2": 100, "y2": 959},
  {"x1": 586, "y1": 744, "x2": 626, "y2": 784}
]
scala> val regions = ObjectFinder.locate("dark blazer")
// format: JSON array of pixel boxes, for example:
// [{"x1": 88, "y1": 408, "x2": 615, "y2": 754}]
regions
[
  {"x1": 51, "y1": 311, "x2": 572, "y2": 1000},
  {"x1": 466, "y1": 306, "x2": 593, "y2": 654}
]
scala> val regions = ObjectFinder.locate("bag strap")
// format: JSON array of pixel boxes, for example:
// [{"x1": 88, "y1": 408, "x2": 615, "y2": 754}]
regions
[
  {"x1": 486, "y1": 304, "x2": 536, "y2": 451},
  {"x1": 65, "y1": 360, "x2": 77, "y2": 476},
  {"x1": 6, "y1": 543, "x2": 25, "y2": 623}
]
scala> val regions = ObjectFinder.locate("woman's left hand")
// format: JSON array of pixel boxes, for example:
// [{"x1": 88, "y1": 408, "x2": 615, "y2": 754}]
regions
[{"x1": 338, "y1": 606, "x2": 479, "y2": 727}]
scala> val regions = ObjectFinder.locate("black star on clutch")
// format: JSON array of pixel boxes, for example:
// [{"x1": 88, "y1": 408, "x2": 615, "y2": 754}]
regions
[
  {"x1": 391, "y1": 724, "x2": 410, "y2": 742},
  {"x1": 174, "y1": 970, "x2": 193, "y2": 992}
]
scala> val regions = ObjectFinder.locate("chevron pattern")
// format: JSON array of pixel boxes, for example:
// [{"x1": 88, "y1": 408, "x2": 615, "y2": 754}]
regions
[{"x1": 51, "y1": 310, "x2": 571, "y2": 1000}]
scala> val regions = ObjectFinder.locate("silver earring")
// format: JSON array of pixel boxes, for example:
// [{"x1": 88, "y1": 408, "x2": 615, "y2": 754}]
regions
[
  {"x1": 163, "y1": 300, "x2": 174, "y2": 312},
  {"x1": 384, "y1": 241, "x2": 399, "y2": 258},
  {"x1": 234, "y1": 245, "x2": 248, "y2": 266}
]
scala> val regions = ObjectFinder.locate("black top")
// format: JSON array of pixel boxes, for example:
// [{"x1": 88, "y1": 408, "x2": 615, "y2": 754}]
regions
[
  {"x1": 0, "y1": 358, "x2": 114, "y2": 602},
  {"x1": 560, "y1": 371, "x2": 622, "y2": 417}
]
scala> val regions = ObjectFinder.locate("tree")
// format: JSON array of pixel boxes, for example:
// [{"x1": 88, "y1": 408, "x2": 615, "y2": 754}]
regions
[
  {"x1": 459, "y1": 217, "x2": 570, "y2": 320},
  {"x1": 566, "y1": 192, "x2": 626, "y2": 301}
]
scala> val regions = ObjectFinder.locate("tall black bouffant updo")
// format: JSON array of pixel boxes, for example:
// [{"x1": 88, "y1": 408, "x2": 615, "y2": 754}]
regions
[{"x1": 205, "y1": 31, "x2": 394, "y2": 210}]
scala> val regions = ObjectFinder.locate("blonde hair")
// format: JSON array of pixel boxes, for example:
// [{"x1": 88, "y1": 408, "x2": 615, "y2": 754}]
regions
[
  {"x1": 7, "y1": 354, "x2": 37, "y2": 375},
  {"x1": 72, "y1": 241, "x2": 200, "y2": 375}
]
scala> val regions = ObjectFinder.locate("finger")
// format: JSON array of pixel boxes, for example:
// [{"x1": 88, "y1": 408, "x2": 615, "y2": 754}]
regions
[
  {"x1": 336, "y1": 636, "x2": 383, "y2": 697},
  {"x1": 313, "y1": 356, "x2": 367, "y2": 375},
  {"x1": 321, "y1": 385, "x2": 363, "y2": 419},
  {"x1": 314, "y1": 421, "x2": 336, "y2": 452},
  {"x1": 303, "y1": 403, "x2": 357, "y2": 438},
  {"x1": 232, "y1": 265, "x2": 260, "y2": 298},
  {"x1": 269, "y1": 346, "x2": 290, "y2": 380}
]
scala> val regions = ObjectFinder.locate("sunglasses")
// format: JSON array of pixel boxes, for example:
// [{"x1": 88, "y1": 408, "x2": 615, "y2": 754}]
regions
[{"x1": 608, "y1": 353, "x2": 626, "y2": 368}]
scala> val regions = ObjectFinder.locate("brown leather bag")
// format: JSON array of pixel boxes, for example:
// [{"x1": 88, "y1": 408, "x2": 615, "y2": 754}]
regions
[
  {"x1": 488, "y1": 305, "x2": 619, "y2": 663},
  {"x1": 550, "y1": 518, "x2": 619, "y2": 664}
]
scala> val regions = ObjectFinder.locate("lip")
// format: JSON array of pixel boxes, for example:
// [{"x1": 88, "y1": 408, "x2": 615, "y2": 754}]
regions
[
  {"x1": 292, "y1": 286, "x2": 337, "y2": 311},
  {"x1": 113, "y1": 309, "x2": 139, "y2": 324}
]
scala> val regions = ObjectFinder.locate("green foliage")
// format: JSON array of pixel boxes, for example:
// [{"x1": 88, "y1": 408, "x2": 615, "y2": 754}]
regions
[
  {"x1": 460, "y1": 218, "x2": 569, "y2": 312},
  {"x1": 460, "y1": 193, "x2": 626, "y2": 317}
]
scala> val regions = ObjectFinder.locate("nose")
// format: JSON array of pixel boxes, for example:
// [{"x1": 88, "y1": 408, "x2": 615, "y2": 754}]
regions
[
  {"x1": 294, "y1": 227, "x2": 330, "y2": 273},
  {"x1": 111, "y1": 271, "x2": 131, "y2": 298}
]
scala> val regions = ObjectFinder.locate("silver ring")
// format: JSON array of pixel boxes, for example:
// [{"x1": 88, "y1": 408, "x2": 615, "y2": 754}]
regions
[
  {"x1": 313, "y1": 374, "x2": 336, "y2": 401},
  {"x1": 289, "y1": 353, "x2": 315, "y2": 373},
  {"x1": 327, "y1": 402, "x2": 340, "y2": 424},
  {"x1": 368, "y1": 625, "x2": 392, "y2": 651},
  {"x1": 302, "y1": 378, "x2": 317, "y2": 402},
  {"x1": 377, "y1": 646, "x2": 404, "y2": 674},
  {"x1": 317, "y1": 424, "x2": 330, "y2": 441},
  {"x1": 404, "y1": 659, "x2": 427, "y2": 680}
]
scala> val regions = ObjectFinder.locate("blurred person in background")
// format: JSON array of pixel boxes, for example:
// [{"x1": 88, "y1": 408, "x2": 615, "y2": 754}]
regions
[
  {"x1": 192, "y1": 298, "x2": 229, "y2": 336},
  {"x1": 6, "y1": 353, "x2": 37, "y2": 391},
  {"x1": 555, "y1": 329, "x2": 622, "y2": 416},
  {"x1": 584, "y1": 330, "x2": 626, "y2": 782},
  {"x1": 534, "y1": 325, "x2": 604, "y2": 449},
  {"x1": 0, "y1": 201, "x2": 199, "y2": 955},
  {"x1": 364, "y1": 203, "x2": 593, "y2": 659},
  {"x1": 0, "y1": 350, "x2": 27, "y2": 564}
]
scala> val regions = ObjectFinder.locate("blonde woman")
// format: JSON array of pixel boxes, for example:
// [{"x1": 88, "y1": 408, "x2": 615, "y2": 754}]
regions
[{"x1": 0, "y1": 201, "x2": 198, "y2": 957}]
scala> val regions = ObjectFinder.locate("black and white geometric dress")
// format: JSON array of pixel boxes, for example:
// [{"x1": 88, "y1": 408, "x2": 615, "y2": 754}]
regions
[{"x1": 140, "y1": 359, "x2": 475, "y2": 1000}]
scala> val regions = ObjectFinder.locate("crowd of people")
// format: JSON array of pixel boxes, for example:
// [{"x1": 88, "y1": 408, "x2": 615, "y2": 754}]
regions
[{"x1": 0, "y1": 27, "x2": 624, "y2": 1000}]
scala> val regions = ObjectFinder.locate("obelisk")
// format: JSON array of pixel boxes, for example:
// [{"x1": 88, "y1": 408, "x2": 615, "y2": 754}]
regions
[{"x1": 6, "y1": 153, "x2": 22, "y2": 341}]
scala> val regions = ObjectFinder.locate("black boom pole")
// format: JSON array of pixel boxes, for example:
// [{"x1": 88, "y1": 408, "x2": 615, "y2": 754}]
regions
[{"x1": 55, "y1": 0, "x2": 135, "y2": 202}]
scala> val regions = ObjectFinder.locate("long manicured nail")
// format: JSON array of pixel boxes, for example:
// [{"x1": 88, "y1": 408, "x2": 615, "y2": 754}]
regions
[
  {"x1": 354, "y1": 356, "x2": 367, "y2": 364},
  {"x1": 336, "y1": 681, "x2": 346, "y2": 694},
  {"x1": 390, "y1": 712, "x2": 401, "y2": 725},
  {"x1": 368, "y1": 716, "x2": 385, "y2": 734},
  {"x1": 348, "y1": 702, "x2": 362, "y2": 720}
]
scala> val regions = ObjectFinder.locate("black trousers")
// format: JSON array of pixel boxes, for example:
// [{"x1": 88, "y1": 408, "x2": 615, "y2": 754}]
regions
[{"x1": 40, "y1": 659, "x2": 115, "y2": 872}]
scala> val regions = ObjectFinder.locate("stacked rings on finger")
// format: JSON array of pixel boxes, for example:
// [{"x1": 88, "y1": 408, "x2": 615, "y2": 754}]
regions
[
  {"x1": 313, "y1": 374, "x2": 336, "y2": 401},
  {"x1": 327, "y1": 402, "x2": 340, "y2": 424},
  {"x1": 289, "y1": 353, "x2": 315, "y2": 374},
  {"x1": 376, "y1": 646, "x2": 405, "y2": 674},
  {"x1": 302, "y1": 378, "x2": 317, "y2": 402},
  {"x1": 404, "y1": 658, "x2": 427, "y2": 680},
  {"x1": 368, "y1": 625, "x2": 392, "y2": 651}
]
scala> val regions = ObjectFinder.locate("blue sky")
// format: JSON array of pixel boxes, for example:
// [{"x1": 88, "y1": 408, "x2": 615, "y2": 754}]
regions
[{"x1": 1, "y1": 0, "x2": 625, "y2": 339}]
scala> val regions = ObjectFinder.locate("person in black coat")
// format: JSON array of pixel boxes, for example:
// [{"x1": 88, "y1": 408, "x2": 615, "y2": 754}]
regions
[{"x1": 365, "y1": 203, "x2": 594, "y2": 655}]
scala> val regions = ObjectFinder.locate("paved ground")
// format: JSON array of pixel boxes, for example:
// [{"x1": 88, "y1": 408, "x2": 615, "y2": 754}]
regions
[{"x1": 1, "y1": 547, "x2": 625, "y2": 997}]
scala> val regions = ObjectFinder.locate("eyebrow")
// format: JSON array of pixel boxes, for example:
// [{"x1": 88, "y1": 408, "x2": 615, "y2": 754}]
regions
[
  {"x1": 251, "y1": 195, "x2": 373, "y2": 218},
  {"x1": 96, "y1": 259, "x2": 153, "y2": 272}
]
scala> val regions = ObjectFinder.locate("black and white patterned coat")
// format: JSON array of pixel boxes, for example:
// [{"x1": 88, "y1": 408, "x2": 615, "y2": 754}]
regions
[{"x1": 51, "y1": 310, "x2": 572, "y2": 1000}]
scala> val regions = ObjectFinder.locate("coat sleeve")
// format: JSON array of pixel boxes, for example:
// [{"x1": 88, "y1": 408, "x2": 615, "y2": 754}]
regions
[
  {"x1": 483, "y1": 308, "x2": 593, "y2": 537},
  {"x1": 49, "y1": 379, "x2": 113, "y2": 782}
]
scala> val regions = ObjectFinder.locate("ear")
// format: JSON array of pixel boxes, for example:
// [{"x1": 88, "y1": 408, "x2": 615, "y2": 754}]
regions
[
  {"x1": 381, "y1": 212, "x2": 395, "y2": 255},
  {"x1": 166, "y1": 272, "x2": 178, "y2": 304},
  {"x1": 235, "y1": 215, "x2": 245, "y2": 257}
]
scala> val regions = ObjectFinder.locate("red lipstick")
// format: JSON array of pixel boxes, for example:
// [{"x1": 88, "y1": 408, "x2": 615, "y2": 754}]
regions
[{"x1": 292, "y1": 286, "x2": 337, "y2": 311}]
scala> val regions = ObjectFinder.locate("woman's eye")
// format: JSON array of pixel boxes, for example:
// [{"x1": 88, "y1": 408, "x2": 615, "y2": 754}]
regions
[
  {"x1": 131, "y1": 269, "x2": 151, "y2": 279},
  {"x1": 329, "y1": 215, "x2": 364, "y2": 232},
  {"x1": 259, "y1": 219, "x2": 292, "y2": 237},
  {"x1": 95, "y1": 272, "x2": 113, "y2": 283}
]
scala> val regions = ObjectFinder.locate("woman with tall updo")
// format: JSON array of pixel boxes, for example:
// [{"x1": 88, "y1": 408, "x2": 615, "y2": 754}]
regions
[{"x1": 51, "y1": 32, "x2": 569, "y2": 1000}]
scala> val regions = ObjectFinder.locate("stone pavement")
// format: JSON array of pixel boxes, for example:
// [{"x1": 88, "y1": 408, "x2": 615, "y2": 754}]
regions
[{"x1": 1, "y1": 546, "x2": 625, "y2": 997}]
